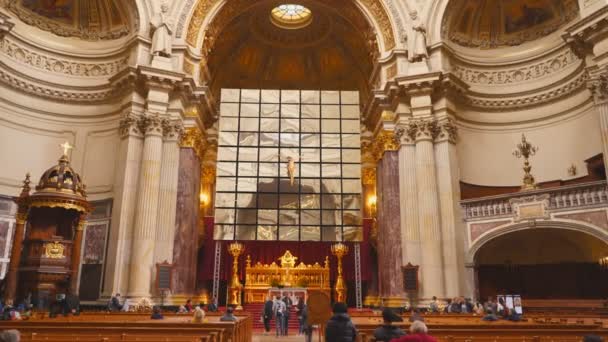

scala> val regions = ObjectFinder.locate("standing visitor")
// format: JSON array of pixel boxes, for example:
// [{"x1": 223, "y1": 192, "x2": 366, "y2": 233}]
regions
[
  {"x1": 296, "y1": 296, "x2": 305, "y2": 335},
  {"x1": 325, "y1": 302, "x2": 357, "y2": 342},
  {"x1": 263, "y1": 297, "x2": 274, "y2": 335},
  {"x1": 282, "y1": 294, "x2": 292, "y2": 335},
  {"x1": 273, "y1": 296, "x2": 286, "y2": 336}
]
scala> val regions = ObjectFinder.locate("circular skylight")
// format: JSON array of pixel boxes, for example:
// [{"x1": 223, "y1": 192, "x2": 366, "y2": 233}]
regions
[{"x1": 270, "y1": 4, "x2": 312, "y2": 30}]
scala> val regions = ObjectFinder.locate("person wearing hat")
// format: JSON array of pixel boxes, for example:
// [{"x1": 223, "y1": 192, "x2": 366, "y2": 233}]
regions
[
  {"x1": 373, "y1": 308, "x2": 405, "y2": 341},
  {"x1": 325, "y1": 302, "x2": 357, "y2": 342}
]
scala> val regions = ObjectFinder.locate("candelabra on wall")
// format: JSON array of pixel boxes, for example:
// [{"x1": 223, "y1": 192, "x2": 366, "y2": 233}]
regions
[
  {"x1": 512, "y1": 134, "x2": 539, "y2": 191},
  {"x1": 228, "y1": 241, "x2": 244, "y2": 309},
  {"x1": 331, "y1": 242, "x2": 349, "y2": 303}
]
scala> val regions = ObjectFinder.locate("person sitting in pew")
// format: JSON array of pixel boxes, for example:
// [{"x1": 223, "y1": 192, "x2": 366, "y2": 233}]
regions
[
  {"x1": 192, "y1": 306, "x2": 205, "y2": 323},
  {"x1": 220, "y1": 306, "x2": 238, "y2": 322},
  {"x1": 185, "y1": 299, "x2": 193, "y2": 312},
  {"x1": 482, "y1": 309, "x2": 499, "y2": 321},
  {"x1": 373, "y1": 308, "x2": 405, "y2": 342},
  {"x1": 0, "y1": 329, "x2": 20, "y2": 342},
  {"x1": 409, "y1": 308, "x2": 424, "y2": 322},
  {"x1": 108, "y1": 293, "x2": 123, "y2": 312},
  {"x1": 391, "y1": 321, "x2": 437, "y2": 342},
  {"x1": 150, "y1": 306, "x2": 164, "y2": 320}
]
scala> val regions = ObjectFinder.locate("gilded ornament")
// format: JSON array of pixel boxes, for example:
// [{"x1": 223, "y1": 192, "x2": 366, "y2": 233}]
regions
[
  {"x1": 186, "y1": 0, "x2": 218, "y2": 46},
  {"x1": 512, "y1": 134, "x2": 539, "y2": 191},
  {"x1": 180, "y1": 127, "x2": 206, "y2": 160},
  {"x1": 43, "y1": 241, "x2": 65, "y2": 259},
  {"x1": 331, "y1": 243, "x2": 349, "y2": 303},
  {"x1": 362, "y1": 168, "x2": 376, "y2": 186},
  {"x1": 202, "y1": 166, "x2": 216, "y2": 185},
  {"x1": 358, "y1": 0, "x2": 396, "y2": 51}
]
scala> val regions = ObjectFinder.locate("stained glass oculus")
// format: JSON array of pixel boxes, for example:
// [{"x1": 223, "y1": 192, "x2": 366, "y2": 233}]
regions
[{"x1": 270, "y1": 4, "x2": 313, "y2": 29}]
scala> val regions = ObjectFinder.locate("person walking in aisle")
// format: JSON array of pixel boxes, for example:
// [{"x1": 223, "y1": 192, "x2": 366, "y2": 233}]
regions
[{"x1": 263, "y1": 297, "x2": 274, "y2": 335}]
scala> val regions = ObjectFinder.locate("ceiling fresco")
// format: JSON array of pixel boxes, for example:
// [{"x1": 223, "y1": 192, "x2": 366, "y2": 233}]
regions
[
  {"x1": 442, "y1": 0, "x2": 579, "y2": 49},
  {"x1": 8, "y1": 0, "x2": 137, "y2": 40}
]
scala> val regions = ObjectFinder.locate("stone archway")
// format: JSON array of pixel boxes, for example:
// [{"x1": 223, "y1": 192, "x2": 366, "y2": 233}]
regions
[{"x1": 470, "y1": 224, "x2": 608, "y2": 299}]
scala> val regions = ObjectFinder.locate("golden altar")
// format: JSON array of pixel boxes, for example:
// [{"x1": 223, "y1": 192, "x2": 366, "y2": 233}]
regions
[{"x1": 244, "y1": 250, "x2": 331, "y2": 303}]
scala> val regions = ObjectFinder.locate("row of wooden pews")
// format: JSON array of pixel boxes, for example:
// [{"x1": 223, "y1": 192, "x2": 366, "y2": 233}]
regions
[{"x1": 0, "y1": 312, "x2": 252, "y2": 342}]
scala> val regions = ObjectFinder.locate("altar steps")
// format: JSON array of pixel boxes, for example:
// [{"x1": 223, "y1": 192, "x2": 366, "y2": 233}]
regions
[{"x1": 243, "y1": 303, "x2": 301, "y2": 332}]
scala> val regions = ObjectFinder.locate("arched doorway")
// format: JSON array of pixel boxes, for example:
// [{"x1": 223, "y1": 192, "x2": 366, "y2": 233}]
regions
[{"x1": 475, "y1": 228, "x2": 608, "y2": 299}]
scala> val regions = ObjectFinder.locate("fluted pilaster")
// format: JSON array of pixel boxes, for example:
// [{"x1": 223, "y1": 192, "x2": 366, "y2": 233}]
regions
[
  {"x1": 128, "y1": 113, "x2": 164, "y2": 298},
  {"x1": 434, "y1": 119, "x2": 463, "y2": 298},
  {"x1": 407, "y1": 119, "x2": 445, "y2": 300},
  {"x1": 153, "y1": 120, "x2": 183, "y2": 270},
  {"x1": 103, "y1": 112, "x2": 144, "y2": 298},
  {"x1": 396, "y1": 129, "x2": 421, "y2": 269}
]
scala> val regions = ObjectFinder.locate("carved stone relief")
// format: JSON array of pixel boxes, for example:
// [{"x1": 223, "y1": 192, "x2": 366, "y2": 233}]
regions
[{"x1": 0, "y1": 39, "x2": 129, "y2": 77}]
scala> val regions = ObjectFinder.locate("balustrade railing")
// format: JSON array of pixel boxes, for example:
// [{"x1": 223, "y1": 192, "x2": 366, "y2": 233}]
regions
[{"x1": 461, "y1": 181, "x2": 608, "y2": 220}]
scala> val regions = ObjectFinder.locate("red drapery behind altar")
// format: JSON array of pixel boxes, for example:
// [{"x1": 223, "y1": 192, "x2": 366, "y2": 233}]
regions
[{"x1": 198, "y1": 217, "x2": 374, "y2": 284}]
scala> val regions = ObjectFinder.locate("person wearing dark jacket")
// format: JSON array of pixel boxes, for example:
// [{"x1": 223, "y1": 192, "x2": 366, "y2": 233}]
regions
[
  {"x1": 262, "y1": 297, "x2": 274, "y2": 335},
  {"x1": 373, "y1": 308, "x2": 405, "y2": 341},
  {"x1": 301, "y1": 304, "x2": 313, "y2": 342},
  {"x1": 325, "y1": 302, "x2": 357, "y2": 342}
]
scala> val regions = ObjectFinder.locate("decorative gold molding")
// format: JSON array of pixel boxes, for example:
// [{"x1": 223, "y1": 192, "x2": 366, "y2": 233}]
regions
[
  {"x1": 180, "y1": 127, "x2": 205, "y2": 160},
  {"x1": 358, "y1": 0, "x2": 396, "y2": 51},
  {"x1": 362, "y1": 168, "x2": 376, "y2": 186},
  {"x1": 43, "y1": 241, "x2": 65, "y2": 259},
  {"x1": 186, "y1": 0, "x2": 219, "y2": 46},
  {"x1": 202, "y1": 166, "x2": 216, "y2": 185},
  {"x1": 370, "y1": 130, "x2": 399, "y2": 161}
]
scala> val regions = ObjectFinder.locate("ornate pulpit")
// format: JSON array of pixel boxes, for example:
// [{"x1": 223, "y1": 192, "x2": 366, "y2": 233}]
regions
[{"x1": 5, "y1": 144, "x2": 91, "y2": 307}]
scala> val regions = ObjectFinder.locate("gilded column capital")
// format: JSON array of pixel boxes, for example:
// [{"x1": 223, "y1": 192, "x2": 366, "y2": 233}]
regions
[
  {"x1": 162, "y1": 119, "x2": 184, "y2": 141},
  {"x1": 139, "y1": 114, "x2": 164, "y2": 136},
  {"x1": 15, "y1": 212, "x2": 27, "y2": 225},
  {"x1": 435, "y1": 119, "x2": 458, "y2": 144},
  {"x1": 180, "y1": 127, "x2": 205, "y2": 160},
  {"x1": 119, "y1": 113, "x2": 143, "y2": 138},
  {"x1": 76, "y1": 214, "x2": 88, "y2": 231},
  {"x1": 371, "y1": 130, "x2": 399, "y2": 162}
]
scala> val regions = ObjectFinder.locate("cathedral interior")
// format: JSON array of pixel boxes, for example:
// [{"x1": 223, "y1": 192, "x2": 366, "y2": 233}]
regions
[{"x1": 0, "y1": 0, "x2": 608, "y2": 340}]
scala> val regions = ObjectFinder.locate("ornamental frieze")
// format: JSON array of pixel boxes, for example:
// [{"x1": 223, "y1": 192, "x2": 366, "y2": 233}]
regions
[
  {"x1": 452, "y1": 49, "x2": 578, "y2": 86},
  {"x1": 0, "y1": 39, "x2": 129, "y2": 77}
]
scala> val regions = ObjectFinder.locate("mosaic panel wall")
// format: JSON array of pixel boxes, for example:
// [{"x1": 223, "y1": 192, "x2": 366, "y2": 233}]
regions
[{"x1": 215, "y1": 89, "x2": 362, "y2": 242}]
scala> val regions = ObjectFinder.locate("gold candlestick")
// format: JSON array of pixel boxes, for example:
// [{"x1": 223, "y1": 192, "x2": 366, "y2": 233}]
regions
[
  {"x1": 513, "y1": 134, "x2": 539, "y2": 191},
  {"x1": 228, "y1": 242, "x2": 244, "y2": 309},
  {"x1": 331, "y1": 242, "x2": 349, "y2": 303}
]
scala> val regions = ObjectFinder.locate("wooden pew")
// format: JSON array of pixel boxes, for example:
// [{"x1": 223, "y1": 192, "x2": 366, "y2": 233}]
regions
[{"x1": 0, "y1": 315, "x2": 251, "y2": 342}]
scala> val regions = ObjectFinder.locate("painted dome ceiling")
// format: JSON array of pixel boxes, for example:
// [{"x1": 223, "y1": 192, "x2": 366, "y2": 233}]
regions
[
  {"x1": 205, "y1": 1, "x2": 376, "y2": 94},
  {"x1": 442, "y1": 0, "x2": 579, "y2": 49},
  {"x1": 7, "y1": 0, "x2": 137, "y2": 40}
]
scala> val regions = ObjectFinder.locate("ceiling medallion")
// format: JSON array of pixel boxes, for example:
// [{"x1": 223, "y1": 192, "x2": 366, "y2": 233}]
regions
[{"x1": 270, "y1": 4, "x2": 313, "y2": 30}]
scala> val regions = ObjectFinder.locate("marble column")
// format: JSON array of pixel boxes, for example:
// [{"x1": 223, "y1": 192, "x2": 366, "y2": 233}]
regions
[
  {"x1": 102, "y1": 113, "x2": 144, "y2": 298},
  {"x1": 434, "y1": 119, "x2": 463, "y2": 298},
  {"x1": 409, "y1": 119, "x2": 445, "y2": 300},
  {"x1": 172, "y1": 147, "x2": 201, "y2": 295},
  {"x1": 127, "y1": 114, "x2": 164, "y2": 298},
  {"x1": 376, "y1": 150, "x2": 405, "y2": 307},
  {"x1": 398, "y1": 135, "x2": 421, "y2": 269},
  {"x1": 70, "y1": 216, "x2": 86, "y2": 294},
  {"x1": 152, "y1": 120, "x2": 183, "y2": 285}
]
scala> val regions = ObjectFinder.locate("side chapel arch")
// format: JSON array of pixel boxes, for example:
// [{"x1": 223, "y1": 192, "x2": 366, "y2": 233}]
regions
[{"x1": 466, "y1": 220, "x2": 608, "y2": 266}]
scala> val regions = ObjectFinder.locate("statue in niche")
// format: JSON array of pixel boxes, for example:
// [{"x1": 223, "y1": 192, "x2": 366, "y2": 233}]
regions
[
  {"x1": 150, "y1": 3, "x2": 173, "y2": 57},
  {"x1": 407, "y1": 10, "x2": 428, "y2": 62}
]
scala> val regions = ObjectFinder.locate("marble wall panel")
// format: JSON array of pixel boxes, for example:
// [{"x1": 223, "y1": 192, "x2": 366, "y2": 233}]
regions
[{"x1": 172, "y1": 148, "x2": 201, "y2": 295}]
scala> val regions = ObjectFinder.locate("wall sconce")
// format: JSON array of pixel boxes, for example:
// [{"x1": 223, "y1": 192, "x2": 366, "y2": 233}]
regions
[
  {"x1": 367, "y1": 195, "x2": 377, "y2": 216},
  {"x1": 199, "y1": 192, "x2": 209, "y2": 207}
]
